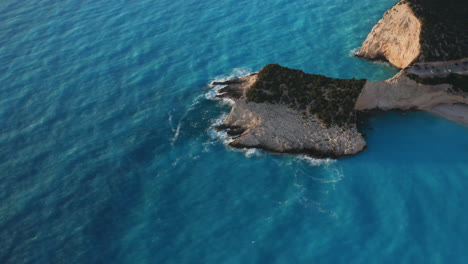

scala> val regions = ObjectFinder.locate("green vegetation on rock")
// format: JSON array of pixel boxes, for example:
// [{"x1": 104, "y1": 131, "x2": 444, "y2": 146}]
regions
[
  {"x1": 246, "y1": 64, "x2": 366, "y2": 127},
  {"x1": 403, "y1": 0, "x2": 468, "y2": 62},
  {"x1": 407, "y1": 73, "x2": 468, "y2": 93}
]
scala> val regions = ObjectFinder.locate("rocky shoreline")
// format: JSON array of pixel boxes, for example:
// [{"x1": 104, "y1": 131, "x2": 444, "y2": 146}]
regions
[
  {"x1": 214, "y1": 75, "x2": 366, "y2": 159},
  {"x1": 211, "y1": 0, "x2": 467, "y2": 158},
  {"x1": 213, "y1": 66, "x2": 467, "y2": 158}
]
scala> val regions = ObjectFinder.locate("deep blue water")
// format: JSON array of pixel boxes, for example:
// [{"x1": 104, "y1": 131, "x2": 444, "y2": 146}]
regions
[{"x1": 1, "y1": 0, "x2": 467, "y2": 263}]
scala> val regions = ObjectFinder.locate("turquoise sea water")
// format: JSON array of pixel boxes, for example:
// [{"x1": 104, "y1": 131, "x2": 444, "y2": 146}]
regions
[{"x1": 1, "y1": 0, "x2": 467, "y2": 263}]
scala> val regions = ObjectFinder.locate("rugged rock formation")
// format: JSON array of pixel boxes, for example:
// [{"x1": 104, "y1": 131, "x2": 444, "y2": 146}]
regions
[
  {"x1": 356, "y1": 2, "x2": 421, "y2": 68},
  {"x1": 215, "y1": 65, "x2": 367, "y2": 158},
  {"x1": 211, "y1": 0, "x2": 468, "y2": 158},
  {"x1": 220, "y1": 100, "x2": 366, "y2": 158},
  {"x1": 357, "y1": 0, "x2": 468, "y2": 68},
  {"x1": 215, "y1": 73, "x2": 257, "y2": 99},
  {"x1": 406, "y1": 59, "x2": 468, "y2": 79},
  {"x1": 214, "y1": 65, "x2": 467, "y2": 158}
]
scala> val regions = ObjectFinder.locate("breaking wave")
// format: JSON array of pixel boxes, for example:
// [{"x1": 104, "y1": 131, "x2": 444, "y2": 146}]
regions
[
  {"x1": 297, "y1": 155, "x2": 336, "y2": 167},
  {"x1": 349, "y1": 47, "x2": 360, "y2": 57}
]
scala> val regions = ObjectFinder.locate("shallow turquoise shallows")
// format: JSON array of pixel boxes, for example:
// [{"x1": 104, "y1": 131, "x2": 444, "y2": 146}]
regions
[{"x1": 1, "y1": 0, "x2": 467, "y2": 263}]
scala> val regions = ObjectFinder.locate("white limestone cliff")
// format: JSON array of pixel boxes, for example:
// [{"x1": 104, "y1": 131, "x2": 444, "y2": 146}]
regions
[{"x1": 356, "y1": 2, "x2": 421, "y2": 69}]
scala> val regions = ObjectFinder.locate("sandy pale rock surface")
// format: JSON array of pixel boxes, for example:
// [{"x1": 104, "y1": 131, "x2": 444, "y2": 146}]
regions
[{"x1": 357, "y1": 2, "x2": 421, "y2": 69}]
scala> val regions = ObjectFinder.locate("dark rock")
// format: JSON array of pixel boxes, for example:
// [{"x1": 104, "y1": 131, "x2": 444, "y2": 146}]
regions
[{"x1": 211, "y1": 79, "x2": 244, "y2": 86}]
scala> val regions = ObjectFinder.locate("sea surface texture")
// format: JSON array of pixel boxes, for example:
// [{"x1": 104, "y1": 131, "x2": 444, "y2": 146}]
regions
[{"x1": 1, "y1": 0, "x2": 468, "y2": 263}]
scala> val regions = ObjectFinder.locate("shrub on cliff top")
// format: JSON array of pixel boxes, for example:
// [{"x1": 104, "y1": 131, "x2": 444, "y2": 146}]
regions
[
  {"x1": 247, "y1": 64, "x2": 367, "y2": 127},
  {"x1": 403, "y1": 0, "x2": 468, "y2": 62}
]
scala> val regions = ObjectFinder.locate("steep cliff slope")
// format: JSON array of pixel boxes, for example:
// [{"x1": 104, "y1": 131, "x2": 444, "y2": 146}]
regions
[
  {"x1": 357, "y1": 0, "x2": 468, "y2": 68},
  {"x1": 356, "y1": 2, "x2": 421, "y2": 68}
]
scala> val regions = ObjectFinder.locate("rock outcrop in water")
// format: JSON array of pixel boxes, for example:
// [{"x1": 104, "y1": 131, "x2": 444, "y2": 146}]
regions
[
  {"x1": 216, "y1": 66, "x2": 367, "y2": 158},
  {"x1": 212, "y1": 0, "x2": 468, "y2": 158},
  {"x1": 215, "y1": 64, "x2": 468, "y2": 157}
]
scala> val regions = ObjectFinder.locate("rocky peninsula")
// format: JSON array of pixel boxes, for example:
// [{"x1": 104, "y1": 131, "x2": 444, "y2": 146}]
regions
[
  {"x1": 213, "y1": 0, "x2": 468, "y2": 158},
  {"x1": 216, "y1": 65, "x2": 367, "y2": 158}
]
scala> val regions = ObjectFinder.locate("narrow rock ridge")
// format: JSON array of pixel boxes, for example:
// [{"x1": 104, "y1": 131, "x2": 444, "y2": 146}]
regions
[
  {"x1": 356, "y1": 69, "x2": 468, "y2": 125},
  {"x1": 356, "y1": 2, "x2": 421, "y2": 69},
  {"x1": 407, "y1": 58, "x2": 468, "y2": 78},
  {"x1": 213, "y1": 73, "x2": 257, "y2": 99},
  {"x1": 355, "y1": 70, "x2": 468, "y2": 111}
]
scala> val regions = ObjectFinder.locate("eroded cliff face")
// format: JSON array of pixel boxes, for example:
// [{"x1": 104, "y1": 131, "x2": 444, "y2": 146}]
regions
[
  {"x1": 356, "y1": 2, "x2": 421, "y2": 69},
  {"x1": 223, "y1": 101, "x2": 366, "y2": 158},
  {"x1": 355, "y1": 71, "x2": 468, "y2": 111}
]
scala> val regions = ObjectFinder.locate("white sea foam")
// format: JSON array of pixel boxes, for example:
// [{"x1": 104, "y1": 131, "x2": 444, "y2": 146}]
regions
[
  {"x1": 244, "y1": 148, "x2": 263, "y2": 158},
  {"x1": 207, "y1": 113, "x2": 232, "y2": 145},
  {"x1": 297, "y1": 155, "x2": 336, "y2": 167},
  {"x1": 170, "y1": 93, "x2": 206, "y2": 144},
  {"x1": 209, "y1": 67, "x2": 253, "y2": 88},
  {"x1": 204, "y1": 67, "x2": 261, "y2": 153},
  {"x1": 205, "y1": 67, "x2": 253, "y2": 103},
  {"x1": 171, "y1": 122, "x2": 182, "y2": 143},
  {"x1": 309, "y1": 166, "x2": 344, "y2": 184},
  {"x1": 349, "y1": 47, "x2": 360, "y2": 57},
  {"x1": 168, "y1": 112, "x2": 180, "y2": 143},
  {"x1": 206, "y1": 113, "x2": 266, "y2": 158},
  {"x1": 349, "y1": 47, "x2": 393, "y2": 67},
  {"x1": 299, "y1": 197, "x2": 327, "y2": 213},
  {"x1": 188, "y1": 93, "x2": 204, "y2": 110},
  {"x1": 295, "y1": 155, "x2": 344, "y2": 183},
  {"x1": 172, "y1": 157, "x2": 181, "y2": 167}
]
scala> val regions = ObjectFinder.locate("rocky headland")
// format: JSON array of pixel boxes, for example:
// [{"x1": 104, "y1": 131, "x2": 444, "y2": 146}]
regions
[
  {"x1": 356, "y1": 1, "x2": 422, "y2": 69},
  {"x1": 215, "y1": 64, "x2": 467, "y2": 158},
  {"x1": 356, "y1": 0, "x2": 468, "y2": 68},
  {"x1": 216, "y1": 65, "x2": 367, "y2": 158},
  {"x1": 212, "y1": 0, "x2": 468, "y2": 158}
]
